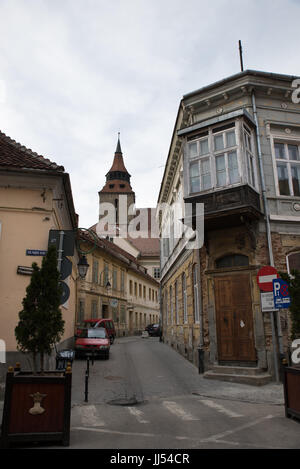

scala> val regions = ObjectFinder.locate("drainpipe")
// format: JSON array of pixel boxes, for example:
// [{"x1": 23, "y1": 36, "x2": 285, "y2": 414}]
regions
[
  {"x1": 251, "y1": 91, "x2": 283, "y2": 383},
  {"x1": 196, "y1": 246, "x2": 205, "y2": 374},
  {"x1": 159, "y1": 238, "x2": 163, "y2": 341},
  {"x1": 196, "y1": 247, "x2": 204, "y2": 348}
]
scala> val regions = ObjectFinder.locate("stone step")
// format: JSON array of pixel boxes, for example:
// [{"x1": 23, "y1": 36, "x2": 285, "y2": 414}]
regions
[
  {"x1": 203, "y1": 370, "x2": 272, "y2": 386},
  {"x1": 209, "y1": 365, "x2": 266, "y2": 376}
]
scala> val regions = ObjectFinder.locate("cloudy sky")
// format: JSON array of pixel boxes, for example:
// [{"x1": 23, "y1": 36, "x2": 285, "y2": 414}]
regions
[{"x1": 0, "y1": 0, "x2": 300, "y2": 228}]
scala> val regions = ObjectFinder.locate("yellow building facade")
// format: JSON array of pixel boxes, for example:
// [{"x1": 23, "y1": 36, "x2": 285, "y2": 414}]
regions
[
  {"x1": 0, "y1": 131, "x2": 78, "y2": 377},
  {"x1": 77, "y1": 232, "x2": 159, "y2": 336}
]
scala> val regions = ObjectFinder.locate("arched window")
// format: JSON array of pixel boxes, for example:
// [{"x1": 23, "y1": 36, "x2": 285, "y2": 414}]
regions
[
  {"x1": 216, "y1": 254, "x2": 249, "y2": 269},
  {"x1": 287, "y1": 252, "x2": 300, "y2": 274}
]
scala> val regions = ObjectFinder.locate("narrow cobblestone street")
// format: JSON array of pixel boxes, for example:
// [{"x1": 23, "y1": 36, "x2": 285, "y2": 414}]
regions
[{"x1": 65, "y1": 336, "x2": 299, "y2": 449}]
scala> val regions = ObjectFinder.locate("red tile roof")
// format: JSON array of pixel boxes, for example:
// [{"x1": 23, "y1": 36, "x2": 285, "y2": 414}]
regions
[
  {"x1": 79, "y1": 229, "x2": 159, "y2": 285},
  {"x1": 0, "y1": 130, "x2": 64, "y2": 172},
  {"x1": 127, "y1": 235, "x2": 160, "y2": 257}
]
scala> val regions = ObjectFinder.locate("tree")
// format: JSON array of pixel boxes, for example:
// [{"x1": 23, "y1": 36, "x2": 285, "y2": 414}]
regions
[
  {"x1": 15, "y1": 245, "x2": 65, "y2": 373},
  {"x1": 280, "y1": 269, "x2": 300, "y2": 340}
]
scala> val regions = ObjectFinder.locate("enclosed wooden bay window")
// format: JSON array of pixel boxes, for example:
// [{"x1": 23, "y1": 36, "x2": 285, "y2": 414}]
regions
[{"x1": 187, "y1": 120, "x2": 257, "y2": 196}]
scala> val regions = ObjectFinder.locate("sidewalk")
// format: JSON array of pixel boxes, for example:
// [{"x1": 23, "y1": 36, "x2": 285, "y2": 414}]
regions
[{"x1": 191, "y1": 376, "x2": 284, "y2": 405}]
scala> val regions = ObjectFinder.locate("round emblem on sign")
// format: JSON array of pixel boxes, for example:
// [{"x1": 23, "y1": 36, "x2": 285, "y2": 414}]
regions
[{"x1": 257, "y1": 265, "x2": 279, "y2": 292}]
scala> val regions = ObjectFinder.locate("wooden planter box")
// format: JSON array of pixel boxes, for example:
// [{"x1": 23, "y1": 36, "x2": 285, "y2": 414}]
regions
[
  {"x1": 0, "y1": 366, "x2": 72, "y2": 448},
  {"x1": 283, "y1": 366, "x2": 300, "y2": 421}
]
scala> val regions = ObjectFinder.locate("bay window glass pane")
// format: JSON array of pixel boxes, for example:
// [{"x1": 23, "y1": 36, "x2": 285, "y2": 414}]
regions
[
  {"x1": 199, "y1": 138, "x2": 209, "y2": 155},
  {"x1": 275, "y1": 143, "x2": 286, "y2": 159},
  {"x1": 214, "y1": 134, "x2": 224, "y2": 151},
  {"x1": 244, "y1": 132, "x2": 252, "y2": 151},
  {"x1": 201, "y1": 158, "x2": 211, "y2": 190},
  {"x1": 216, "y1": 154, "x2": 226, "y2": 187},
  {"x1": 288, "y1": 145, "x2": 299, "y2": 161},
  {"x1": 292, "y1": 165, "x2": 300, "y2": 196},
  {"x1": 189, "y1": 142, "x2": 198, "y2": 158},
  {"x1": 226, "y1": 130, "x2": 236, "y2": 148},
  {"x1": 277, "y1": 163, "x2": 290, "y2": 195},
  {"x1": 250, "y1": 154, "x2": 255, "y2": 186},
  {"x1": 190, "y1": 162, "x2": 200, "y2": 193},
  {"x1": 190, "y1": 162, "x2": 199, "y2": 177},
  {"x1": 228, "y1": 151, "x2": 239, "y2": 184}
]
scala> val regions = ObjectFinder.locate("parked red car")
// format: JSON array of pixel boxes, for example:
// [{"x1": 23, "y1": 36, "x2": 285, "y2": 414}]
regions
[
  {"x1": 75, "y1": 327, "x2": 110, "y2": 359},
  {"x1": 75, "y1": 318, "x2": 116, "y2": 344}
]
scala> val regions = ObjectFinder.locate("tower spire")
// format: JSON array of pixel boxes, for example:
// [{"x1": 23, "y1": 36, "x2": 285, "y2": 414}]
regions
[{"x1": 116, "y1": 132, "x2": 122, "y2": 154}]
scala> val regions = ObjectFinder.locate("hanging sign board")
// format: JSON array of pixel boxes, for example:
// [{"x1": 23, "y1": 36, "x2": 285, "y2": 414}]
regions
[
  {"x1": 273, "y1": 279, "x2": 291, "y2": 309},
  {"x1": 261, "y1": 291, "x2": 278, "y2": 312}
]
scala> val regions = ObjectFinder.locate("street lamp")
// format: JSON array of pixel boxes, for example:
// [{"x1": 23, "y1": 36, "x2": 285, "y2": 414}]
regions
[{"x1": 77, "y1": 255, "x2": 89, "y2": 279}]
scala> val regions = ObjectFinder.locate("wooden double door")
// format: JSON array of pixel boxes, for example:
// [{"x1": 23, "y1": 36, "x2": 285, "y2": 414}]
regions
[{"x1": 214, "y1": 273, "x2": 256, "y2": 363}]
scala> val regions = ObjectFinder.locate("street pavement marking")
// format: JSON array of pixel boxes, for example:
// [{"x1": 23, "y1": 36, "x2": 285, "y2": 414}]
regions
[
  {"x1": 72, "y1": 426, "x2": 156, "y2": 438},
  {"x1": 162, "y1": 400, "x2": 199, "y2": 421},
  {"x1": 199, "y1": 399, "x2": 243, "y2": 418},
  {"x1": 200, "y1": 414, "x2": 274, "y2": 443},
  {"x1": 79, "y1": 405, "x2": 105, "y2": 427},
  {"x1": 127, "y1": 407, "x2": 150, "y2": 424}
]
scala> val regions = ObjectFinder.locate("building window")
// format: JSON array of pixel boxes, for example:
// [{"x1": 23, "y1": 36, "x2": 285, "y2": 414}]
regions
[
  {"x1": 121, "y1": 270, "x2": 125, "y2": 293},
  {"x1": 113, "y1": 268, "x2": 118, "y2": 290},
  {"x1": 175, "y1": 280, "x2": 179, "y2": 324},
  {"x1": 139, "y1": 283, "x2": 142, "y2": 297},
  {"x1": 193, "y1": 264, "x2": 200, "y2": 323},
  {"x1": 91, "y1": 300, "x2": 98, "y2": 319},
  {"x1": 165, "y1": 290, "x2": 168, "y2": 325},
  {"x1": 92, "y1": 259, "x2": 99, "y2": 283},
  {"x1": 120, "y1": 303, "x2": 126, "y2": 324},
  {"x1": 154, "y1": 267, "x2": 160, "y2": 279},
  {"x1": 215, "y1": 254, "x2": 249, "y2": 268},
  {"x1": 287, "y1": 252, "x2": 300, "y2": 274},
  {"x1": 244, "y1": 125, "x2": 256, "y2": 187},
  {"x1": 274, "y1": 141, "x2": 300, "y2": 196},
  {"x1": 187, "y1": 120, "x2": 257, "y2": 195},
  {"x1": 170, "y1": 285, "x2": 173, "y2": 324},
  {"x1": 104, "y1": 262, "x2": 109, "y2": 286},
  {"x1": 182, "y1": 272, "x2": 187, "y2": 324},
  {"x1": 129, "y1": 279, "x2": 133, "y2": 295},
  {"x1": 78, "y1": 300, "x2": 85, "y2": 323},
  {"x1": 134, "y1": 282, "x2": 137, "y2": 296},
  {"x1": 143, "y1": 285, "x2": 146, "y2": 299}
]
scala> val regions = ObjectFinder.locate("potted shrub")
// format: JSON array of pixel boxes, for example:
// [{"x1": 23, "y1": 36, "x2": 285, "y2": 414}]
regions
[
  {"x1": 280, "y1": 269, "x2": 300, "y2": 421},
  {"x1": 0, "y1": 245, "x2": 72, "y2": 447}
]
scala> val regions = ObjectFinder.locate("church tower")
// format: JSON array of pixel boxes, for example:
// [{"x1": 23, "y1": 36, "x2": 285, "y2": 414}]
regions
[{"x1": 98, "y1": 135, "x2": 136, "y2": 236}]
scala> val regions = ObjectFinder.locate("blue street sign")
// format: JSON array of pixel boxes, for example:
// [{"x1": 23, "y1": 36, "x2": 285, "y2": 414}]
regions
[
  {"x1": 273, "y1": 279, "x2": 291, "y2": 309},
  {"x1": 26, "y1": 249, "x2": 47, "y2": 256}
]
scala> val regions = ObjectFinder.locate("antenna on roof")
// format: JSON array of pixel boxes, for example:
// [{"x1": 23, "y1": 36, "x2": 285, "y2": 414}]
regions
[{"x1": 239, "y1": 40, "x2": 244, "y2": 72}]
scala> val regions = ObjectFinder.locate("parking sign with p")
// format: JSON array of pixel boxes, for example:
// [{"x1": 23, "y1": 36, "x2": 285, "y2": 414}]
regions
[{"x1": 273, "y1": 279, "x2": 291, "y2": 309}]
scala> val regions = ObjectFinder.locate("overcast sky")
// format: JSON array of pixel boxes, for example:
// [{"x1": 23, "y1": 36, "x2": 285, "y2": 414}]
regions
[{"x1": 0, "y1": 0, "x2": 300, "y2": 228}]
